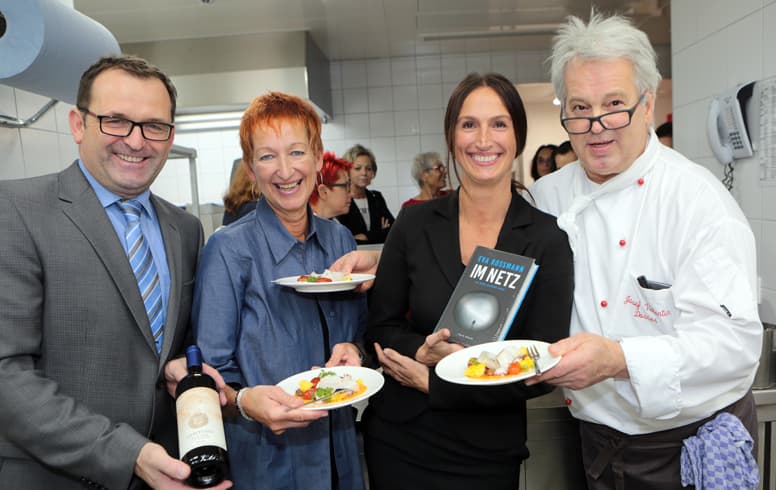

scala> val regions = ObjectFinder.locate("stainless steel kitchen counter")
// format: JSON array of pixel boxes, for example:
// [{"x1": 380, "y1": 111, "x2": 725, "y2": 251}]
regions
[
  {"x1": 522, "y1": 388, "x2": 776, "y2": 490},
  {"x1": 754, "y1": 387, "x2": 776, "y2": 406},
  {"x1": 528, "y1": 386, "x2": 776, "y2": 410}
]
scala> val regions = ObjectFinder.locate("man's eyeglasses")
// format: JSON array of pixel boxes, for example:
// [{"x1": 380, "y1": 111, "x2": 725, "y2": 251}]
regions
[
  {"x1": 78, "y1": 107, "x2": 174, "y2": 141},
  {"x1": 560, "y1": 93, "x2": 647, "y2": 135},
  {"x1": 326, "y1": 181, "x2": 351, "y2": 191},
  {"x1": 427, "y1": 164, "x2": 446, "y2": 173}
]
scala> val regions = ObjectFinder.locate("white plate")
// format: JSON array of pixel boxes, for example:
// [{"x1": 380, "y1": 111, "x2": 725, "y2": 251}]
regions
[
  {"x1": 435, "y1": 340, "x2": 561, "y2": 386},
  {"x1": 277, "y1": 366, "x2": 385, "y2": 410},
  {"x1": 272, "y1": 273, "x2": 375, "y2": 293}
]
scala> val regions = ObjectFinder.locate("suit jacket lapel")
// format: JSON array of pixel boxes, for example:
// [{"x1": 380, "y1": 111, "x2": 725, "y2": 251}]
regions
[
  {"x1": 58, "y1": 162, "x2": 158, "y2": 354},
  {"x1": 425, "y1": 192, "x2": 462, "y2": 288},
  {"x1": 151, "y1": 195, "x2": 182, "y2": 363}
]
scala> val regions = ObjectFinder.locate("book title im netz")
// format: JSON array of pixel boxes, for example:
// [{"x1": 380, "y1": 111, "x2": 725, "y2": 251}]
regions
[{"x1": 470, "y1": 254, "x2": 525, "y2": 290}]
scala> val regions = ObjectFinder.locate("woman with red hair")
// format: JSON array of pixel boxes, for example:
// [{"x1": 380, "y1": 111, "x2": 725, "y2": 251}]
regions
[
  {"x1": 310, "y1": 151, "x2": 353, "y2": 220},
  {"x1": 193, "y1": 92, "x2": 367, "y2": 490}
]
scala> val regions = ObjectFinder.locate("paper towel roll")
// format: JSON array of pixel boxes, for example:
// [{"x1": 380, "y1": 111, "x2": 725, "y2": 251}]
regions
[{"x1": 0, "y1": 0, "x2": 119, "y2": 104}]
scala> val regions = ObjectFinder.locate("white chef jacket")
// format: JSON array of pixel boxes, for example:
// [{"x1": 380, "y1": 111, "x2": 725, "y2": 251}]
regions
[{"x1": 531, "y1": 131, "x2": 762, "y2": 435}]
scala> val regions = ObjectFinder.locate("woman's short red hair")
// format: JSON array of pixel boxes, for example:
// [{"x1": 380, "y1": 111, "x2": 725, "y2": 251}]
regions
[
  {"x1": 309, "y1": 151, "x2": 351, "y2": 205},
  {"x1": 240, "y1": 92, "x2": 323, "y2": 166}
]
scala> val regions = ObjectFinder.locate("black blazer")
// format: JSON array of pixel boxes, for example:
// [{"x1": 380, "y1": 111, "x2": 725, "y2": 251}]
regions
[
  {"x1": 222, "y1": 200, "x2": 257, "y2": 226},
  {"x1": 364, "y1": 189, "x2": 574, "y2": 455},
  {"x1": 336, "y1": 189, "x2": 395, "y2": 244}
]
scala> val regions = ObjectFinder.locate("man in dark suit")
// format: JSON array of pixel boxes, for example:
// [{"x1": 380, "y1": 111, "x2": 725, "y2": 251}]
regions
[{"x1": 0, "y1": 56, "x2": 230, "y2": 489}]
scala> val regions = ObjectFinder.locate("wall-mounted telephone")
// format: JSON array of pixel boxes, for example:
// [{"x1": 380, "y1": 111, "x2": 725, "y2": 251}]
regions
[{"x1": 707, "y1": 82, "x2": 755, "y2": 190}]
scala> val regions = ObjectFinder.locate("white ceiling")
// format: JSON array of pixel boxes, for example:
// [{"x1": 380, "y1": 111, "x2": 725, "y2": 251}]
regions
[{"x1": 73, "y1": 0, "x2": 671, "y2": 61}]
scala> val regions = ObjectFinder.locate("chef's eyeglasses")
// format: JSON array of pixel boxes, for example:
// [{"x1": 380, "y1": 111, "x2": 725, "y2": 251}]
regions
[
  {"x1": 325, "y1": 180, "x2": 351, "y2": 191},
  {"x1": 560, "y1": 92, "x2": 647, "y2": 135},
  {"x1": 78, "y1": 107, "x2": 174, "y2": 141}
]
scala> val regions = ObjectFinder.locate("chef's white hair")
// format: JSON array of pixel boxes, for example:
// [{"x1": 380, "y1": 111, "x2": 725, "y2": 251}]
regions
[{"x1": 549, "y1": 11, "x2": 661, "y2": 104}]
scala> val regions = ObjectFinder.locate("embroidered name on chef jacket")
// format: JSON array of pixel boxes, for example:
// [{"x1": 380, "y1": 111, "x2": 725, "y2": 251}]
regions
[{"x1": 624, "y1": 295, "x2": 671, "y2": 323}]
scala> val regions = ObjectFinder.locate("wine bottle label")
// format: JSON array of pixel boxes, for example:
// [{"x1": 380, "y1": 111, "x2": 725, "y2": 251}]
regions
[{"x1": 177, "y1": 387, "x2": 227, "y2": 456}]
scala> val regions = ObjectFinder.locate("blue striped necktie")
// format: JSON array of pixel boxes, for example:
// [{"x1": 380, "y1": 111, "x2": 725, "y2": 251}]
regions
[{"x1": 118, "y1": 200, "x2": 164, "y2": 353}]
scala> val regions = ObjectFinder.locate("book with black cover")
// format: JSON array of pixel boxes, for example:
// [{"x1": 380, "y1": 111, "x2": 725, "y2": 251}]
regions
[{"x1": 434, "y1": 246, "x2": 539, "y2": 346}]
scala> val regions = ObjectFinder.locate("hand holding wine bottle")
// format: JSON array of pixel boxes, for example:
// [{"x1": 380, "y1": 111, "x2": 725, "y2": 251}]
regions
[
  {"x1": 176, "y1": 345, "x2": 231, "y2": 488},
  {"x1": 164, "y1": 356, "x2": 228, "y2": 406},
  {"x1": 134, "y1": 442, "x2": 233, "y2": 489}
]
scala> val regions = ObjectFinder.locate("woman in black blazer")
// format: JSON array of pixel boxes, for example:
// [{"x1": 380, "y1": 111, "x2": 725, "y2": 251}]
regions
[
  {"x1": 360, "y1": 73, "x2": 574, "y2": 490},
  {"x1": 337, "y1": 144, "x2": 395, "y2": 244}
]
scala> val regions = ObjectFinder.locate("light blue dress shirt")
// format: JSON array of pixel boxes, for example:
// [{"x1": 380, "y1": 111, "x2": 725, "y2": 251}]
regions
[
  {"x1": 192, "y1": 197, "x2": 367, "y2": 490},
  {"x1": 77, "y1": 161, "x2": 170, "y2": 329}
]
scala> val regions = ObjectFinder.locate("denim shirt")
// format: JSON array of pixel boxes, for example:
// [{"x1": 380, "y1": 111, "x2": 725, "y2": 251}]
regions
[{"x1": 193, "y1": 197, "x2": 367, "y2": 490}]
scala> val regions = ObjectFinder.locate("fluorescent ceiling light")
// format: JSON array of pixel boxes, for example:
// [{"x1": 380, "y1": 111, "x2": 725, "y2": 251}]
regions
[
  {"x1": 175, "y1": 110, "x2": 244, "y2": 133},
  {"x1": 420, "y1": 23, "x2": 560, "y2": 41},
  {"x1": 174, "y1": 101, "x2": 329, "y2": 133},
  {"x1": 176, "y1": 111, "x2": 245, "y2": 123},
  {"x1": 176, "y1": 120, "x2": 242, "y2": 132}
]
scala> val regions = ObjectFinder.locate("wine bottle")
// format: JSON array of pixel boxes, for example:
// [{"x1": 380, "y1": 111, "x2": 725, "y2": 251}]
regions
[{"x1": 176, "y1": 345, "x2": 230, "y2": 488}]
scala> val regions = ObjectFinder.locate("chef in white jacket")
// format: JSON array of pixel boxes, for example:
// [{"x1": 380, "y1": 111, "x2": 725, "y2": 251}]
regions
[{"x1": 528, "y1": 12, "x2": 763, "y2": 490}]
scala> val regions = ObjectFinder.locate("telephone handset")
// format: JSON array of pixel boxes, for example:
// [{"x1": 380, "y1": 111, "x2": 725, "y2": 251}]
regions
[{"x1": 706, "y1": 82, "x2": 755, "y2": 190}]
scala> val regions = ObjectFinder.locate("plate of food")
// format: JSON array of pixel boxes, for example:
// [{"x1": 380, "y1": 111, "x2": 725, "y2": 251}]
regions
[
  {"x1": 277, "y1": 366, "x2": 384, "y2": 410},
  {"x1": 435, "y1": 340, "x2": 561, "y2": 386},
  {"x1": 272, "y1": 270, "x2": 375, "y2": 293}
]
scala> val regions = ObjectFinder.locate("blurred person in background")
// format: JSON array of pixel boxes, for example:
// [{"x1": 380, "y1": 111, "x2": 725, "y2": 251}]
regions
[
  {"x1": 310, "y1": 151, "x2": 353, "y2": 221},
  {"x1": 530, "y1": 144, "x2": 558, "y2": 181},
  {"x1": 337, "y1": 143, "x2": 395, "y2": 244},
  {"x1": 401, "y1": 151, "x2": 450, "y2": 208},
  {"x1": 222, "y1": 159, "x2": 259, "y2": 226},
  {"x1": 553, "y1": 140, "x2": 577, "y2": 168},
  {"x1": 656, "y1": 120, "x2": 673, "y2": 148}
]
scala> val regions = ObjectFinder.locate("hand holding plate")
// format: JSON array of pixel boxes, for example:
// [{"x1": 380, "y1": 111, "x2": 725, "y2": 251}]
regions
[
  {"x1": 329, "y1": 250, "x2": 380, "y2": 292},
  {"x1": 238, "y1": 385, "x2": 327, "y2": 434},
  {"x1": 524, "y1": 333, "x2": 628, "y2": 389}
]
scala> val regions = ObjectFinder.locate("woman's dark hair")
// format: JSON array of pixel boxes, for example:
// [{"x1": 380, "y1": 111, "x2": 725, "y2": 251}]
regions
[
  {"x1": 443, "y1": 72, "x2": 529, "y2": 193},
  {"x1": 655, "y1": 121, "x2": 672, "y2": 139},
  {"x1": 530, "y1": 144, "x2": 558, "y2": 181},
  {"x1": 557, "y1": 140, "x2": 573, "y2": 154}
]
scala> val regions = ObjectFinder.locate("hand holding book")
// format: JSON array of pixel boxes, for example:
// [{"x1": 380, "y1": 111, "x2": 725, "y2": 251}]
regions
[{"x1": 433, "y1": 246, "x2": 539, "y2": 347}]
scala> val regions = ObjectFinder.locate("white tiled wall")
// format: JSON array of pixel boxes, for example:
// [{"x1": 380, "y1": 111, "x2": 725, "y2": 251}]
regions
[
  {"x1": 0, "y1": 88, "x2": 78, "y2": 181},
  {"x1": 672, "y1": 0, "x2": 776, "y2": 323},
  {"x1": 144, "y1": 49, "x2": 551, "y2": 217},
  {"x1": 320, "y1": 51, "x2": 550, "y2": 213}
]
